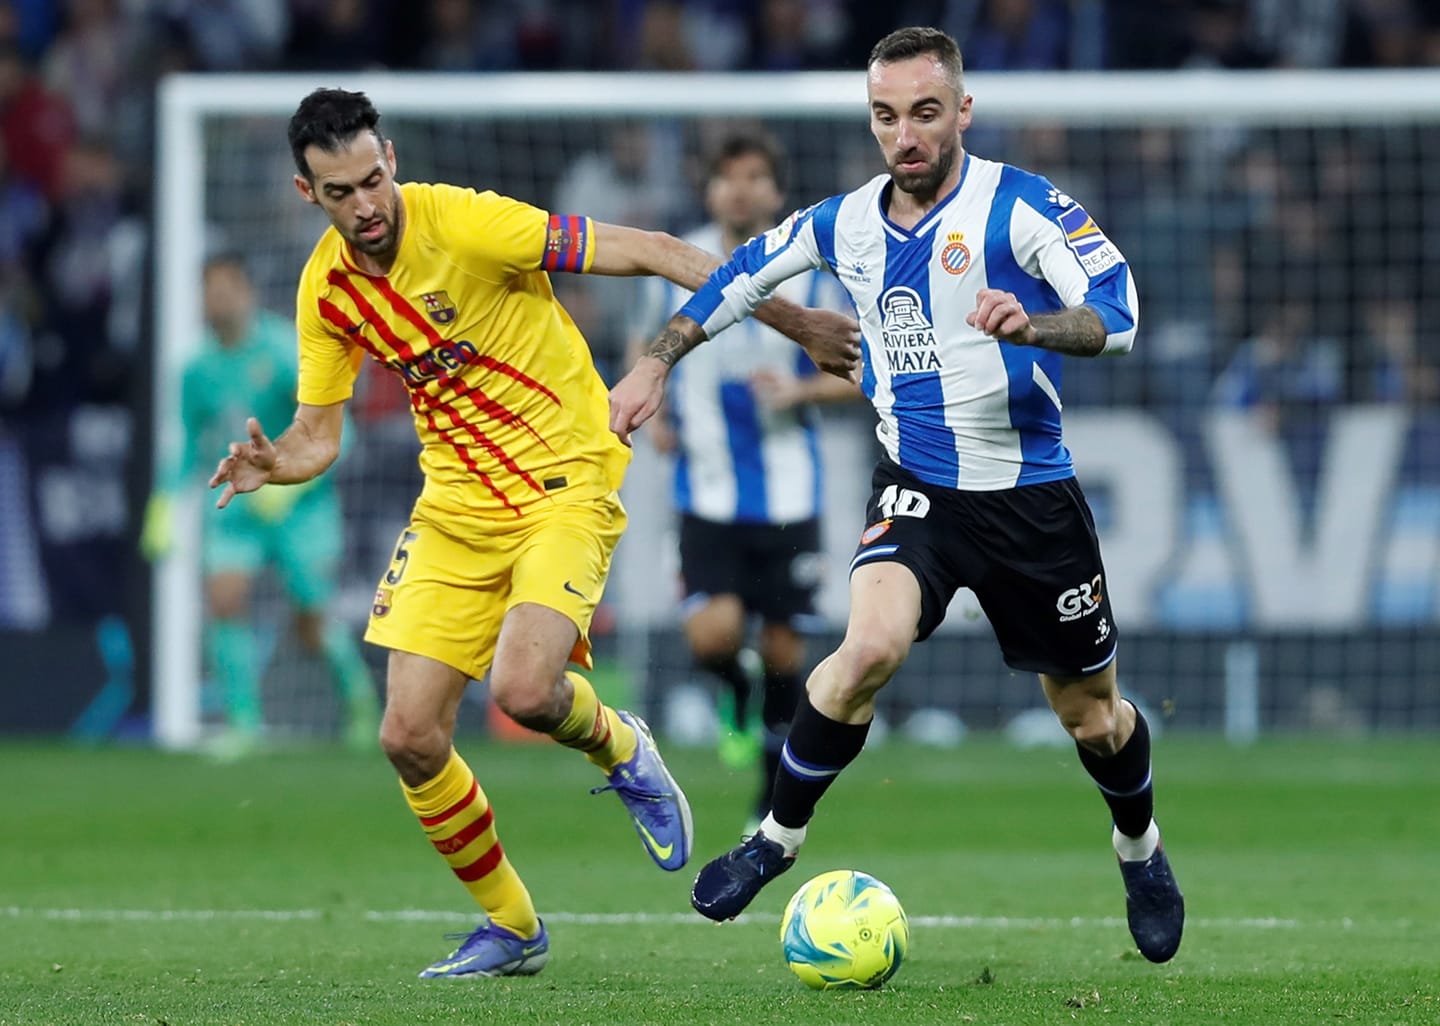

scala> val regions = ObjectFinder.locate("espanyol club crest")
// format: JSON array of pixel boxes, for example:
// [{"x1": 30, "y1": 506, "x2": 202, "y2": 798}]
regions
[
  {"x1": 938, "y1": 232, "x2": 971, "y2": 276},
  {"x1": 421, "y1": 290, "x2": 457, "y2": 325}
]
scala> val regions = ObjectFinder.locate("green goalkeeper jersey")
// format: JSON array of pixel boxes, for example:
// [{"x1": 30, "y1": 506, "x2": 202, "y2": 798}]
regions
[{"x1": 160, "y1": 309, "x2": 342, "y2": 508}]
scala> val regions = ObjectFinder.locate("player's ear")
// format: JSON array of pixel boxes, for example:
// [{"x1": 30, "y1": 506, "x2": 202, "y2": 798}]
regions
[
  {"x1": 384, "y1": 138, "x2": 397, "y2": 176},
  {"x1": 294, "y1": 173, "x2": 317, "y2": 205}
]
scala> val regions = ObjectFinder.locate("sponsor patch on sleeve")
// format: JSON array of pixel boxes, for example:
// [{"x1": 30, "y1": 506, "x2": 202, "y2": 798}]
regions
[
  {"x1": 762, "y1": 205, "x2": 813, "y2": 255},
  {"x1": 1054, "y1": 201, "x2": 1122, "y2": 277}
]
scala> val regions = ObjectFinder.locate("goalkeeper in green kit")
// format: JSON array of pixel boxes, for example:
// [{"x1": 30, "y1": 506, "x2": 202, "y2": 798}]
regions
[{"x1": 143, "y1": 253, "x2": 379, "y2": 755}]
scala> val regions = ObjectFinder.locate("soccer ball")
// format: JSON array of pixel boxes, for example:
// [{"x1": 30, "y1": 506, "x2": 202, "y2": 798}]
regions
[{"x1": 779, "y1": 869, "x2": 910, "y2": 990}]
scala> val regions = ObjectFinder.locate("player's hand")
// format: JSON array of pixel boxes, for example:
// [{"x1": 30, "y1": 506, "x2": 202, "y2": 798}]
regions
[
  {"x1": 608, "y1": 357, "x2": 669, "y2": 447},
  {"x1": 967, "y1": 288, "x2": 1037, "y2": 346},
  {"x1": 209, "y1": 417, "x2": 277, "y2": 509},
  {"x1": 140, "y1": 492, "x2": 174, "y2": 561},
  {"x1": 795, "y1": 309, "x2": 862, "y2": 382},
  {"x1": 751, "y1": 368, "x2": 805, "y2": 412}
]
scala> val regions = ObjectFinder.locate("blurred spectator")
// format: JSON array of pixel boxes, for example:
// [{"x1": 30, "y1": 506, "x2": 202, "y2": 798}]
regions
[
  {"x1": 747, "y1": 0, "x2": 845, "y2": 70},
  {"x1": 41, "y1": 0, "x2": 125, "y2": 138},
  {"x1": 0, "y1": 39, "x2": 75, "y2": 200},
  {"x1": 284, "y1": 0, "x2": 386, "y2": 70},
  {"x1": 961, "y1": 0, "x2": 1070, "y2": 71},
  {"x1": 1183, "y1": 0, "x2": 1273, "y2": 68},
  {"x1": 28, "y1": 137, "x2": 143, "y2": 409},
  {"x1": 416, "y1": 0, "x2": 517, "y2": 70},
  {"x1": 551, "y1": 119, "x2": 686, "y2": 373},
  {"x1": 1361, "y1": 297, "x2": 1439, "y2": 404},
  {"x1": 163, "y1": 0, "x2": 287, "y2": 72},
  {"x1": 633, "y1": 0, "x2": 696, "y2": 71}
]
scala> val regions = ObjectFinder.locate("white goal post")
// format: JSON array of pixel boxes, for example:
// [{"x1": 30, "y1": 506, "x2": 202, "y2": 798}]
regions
[{"x1": 153, "y1": 69, "x2": 1440, "y2": 748}]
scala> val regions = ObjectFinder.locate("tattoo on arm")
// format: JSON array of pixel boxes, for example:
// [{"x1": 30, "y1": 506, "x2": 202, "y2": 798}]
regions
[
  {"x1": 1027, "y1": 306, "x2": 1107, "y2": 357},
  {"x1": 647, "y1": 316, "x2": 707, "y2": 368}
]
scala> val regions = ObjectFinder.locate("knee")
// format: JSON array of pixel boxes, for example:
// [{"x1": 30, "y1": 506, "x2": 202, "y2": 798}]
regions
[
  {"x1": 1065, "y1": 704, "x2": 1122, "y2": 756},
  {"x1": 690, "y1": 633, "x2": 740, "y2": 666},
  {"x1": 488, "y1": 670, "x2": 562, "y2": 729},
  {"x1": 379, "y1": 710, "x2": 449, "y2": 777},
  {"x1": 825, "y1": 633, "x2": 907, "y2": 706}
]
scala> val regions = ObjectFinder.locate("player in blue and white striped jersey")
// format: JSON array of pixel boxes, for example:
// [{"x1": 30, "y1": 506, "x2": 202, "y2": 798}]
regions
[
  {"x1": 628, "y1": 131, "x2": 857, "y2": 829},
  {"x1": 611, "y1": 27, "x2": 1184, "y2": 965}
]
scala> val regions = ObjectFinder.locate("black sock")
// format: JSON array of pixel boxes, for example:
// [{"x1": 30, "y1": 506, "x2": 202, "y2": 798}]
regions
[
  {"x1": 756, "y1": 669, "x2": 802, "y2": 816},
  {"x1": 769, "y1": 697, "x2": 870, "y2": 829},
  {"x1": 1076, "y1": 701, "x2": 1154, "y2": 838},
  {"x1": 699, "y1": 652, "x2": 753, "y2": 725}
]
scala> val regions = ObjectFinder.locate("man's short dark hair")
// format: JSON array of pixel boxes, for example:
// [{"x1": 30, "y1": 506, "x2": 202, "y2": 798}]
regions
[
  {"x1": 288, "y1": 88, "x2": 384, "y2": 180},
  {"x1": 868, "y1": 27, "x2": 965, "y2": 93},
  {"x1": 705, "y1": 130, "x2": 788, "y2": 192},
  {"x1": 204, "y1": 250, "x2": 250, "y2": 279}
]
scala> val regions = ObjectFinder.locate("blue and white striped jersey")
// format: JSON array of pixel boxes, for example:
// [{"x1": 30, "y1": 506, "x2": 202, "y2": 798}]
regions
[
  {"x1": 679, "y1": 154, "x2": 1139, "y2": 491},
  {"x1": 635, "y1": 223, "x2": 851, "y2": 524}
]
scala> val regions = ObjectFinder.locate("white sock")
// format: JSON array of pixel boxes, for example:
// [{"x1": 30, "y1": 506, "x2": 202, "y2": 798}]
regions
[
  {"x1": 759, "y1": 813, "x2": 806, "y2": 857},
  {"x1": 1113, "y1": 820, "x2": 1160, "y2": 862}
]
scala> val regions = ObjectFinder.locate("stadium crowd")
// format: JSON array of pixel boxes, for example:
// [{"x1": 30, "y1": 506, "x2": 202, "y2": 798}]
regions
[{"x1": 0, "y1": 0, "x2": 1437, "y2": 633}]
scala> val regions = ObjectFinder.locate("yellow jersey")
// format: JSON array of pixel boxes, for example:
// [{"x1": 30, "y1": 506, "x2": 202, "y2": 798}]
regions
[{"x1": 295, "y1": 181, "x2": 629, "y2": 518}]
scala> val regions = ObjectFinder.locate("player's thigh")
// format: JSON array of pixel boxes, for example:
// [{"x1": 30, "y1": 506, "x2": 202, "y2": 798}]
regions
[
  {"x1": 205, "y1": 571, "x2": 253, "y2": 620},
  {"x1": 507, "y1": 492, "x2": 626, "y2": 671},
  {"x1": 678, "y1": 515, "x2": 744, "y2": 606},
  {"x1": 365, "y1": 511, "x2": 512, "y2": 682},
  {"x1": 740, "y1": 518, "x2": 823, "y2": 628},
  {"x1": 849, "y1": 459, "x2": 968, "y2": 643},
  {"x1": 840, "y1": 559, "x2": 924, "y2": 675},
  {"x1": 270, "y1": 490, "x2": 342, "y2": 611},
  {"x1": 683, "y1": 594, "x2": 747, "y2": 660},
  {"x1": 968, "y1": 478, "x2": 1118, "y2": 677},
  {"x1": 383, "y1": 649, "x2": 470, "y2": 742},
  {"x1": 757, "y1": 620, "x2": 806, "y2": 675},
  {"x1": 202, "y1": 511, "x2": 265, "y2": 593}
]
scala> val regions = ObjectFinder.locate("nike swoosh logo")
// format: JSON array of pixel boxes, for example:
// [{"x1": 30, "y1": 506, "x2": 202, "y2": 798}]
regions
[
  {"x1": 634, "y1": 820, "x2": 674, "y2": 862},
  {"x1": 521, "y1": 944, "x2": 545, "y2": 956},
  {"x1": 563, "y1": 580, "x2": 586, "y2": 599}
]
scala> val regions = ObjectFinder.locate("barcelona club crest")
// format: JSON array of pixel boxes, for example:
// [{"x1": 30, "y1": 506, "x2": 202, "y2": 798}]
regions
[{"x1": 421, "y1": 290, "x2": 457, "y2": 325}]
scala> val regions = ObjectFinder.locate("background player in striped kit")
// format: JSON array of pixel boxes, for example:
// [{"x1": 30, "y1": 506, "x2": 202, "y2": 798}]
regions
[
  {"x1": 628, "y1": 130, "x2": 858, "y2": 829},
  {"x1": 611, "y1": 27, "x2": 1184, "y2": 965}
]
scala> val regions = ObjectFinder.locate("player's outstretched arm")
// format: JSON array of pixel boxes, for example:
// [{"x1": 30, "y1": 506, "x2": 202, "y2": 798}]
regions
[
  {"x1": 587, "y1": 223, "x2": 861, "y2": 379},
  {"x1": 608, "y1": 314, "x2": 706, "y2": 447},
  {"x1": 209, "y1": 401, "x2": 346, "y2": 509}
]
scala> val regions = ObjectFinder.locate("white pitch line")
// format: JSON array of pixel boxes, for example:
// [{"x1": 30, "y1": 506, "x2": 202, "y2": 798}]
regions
[{"x1": 2, "y1": 906, "x2": 1313, "y2": 929}]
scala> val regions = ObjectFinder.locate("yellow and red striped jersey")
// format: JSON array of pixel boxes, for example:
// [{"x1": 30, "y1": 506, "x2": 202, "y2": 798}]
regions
[{"x1": 294, "y1": 182, "x2": 628, "y2": 518}]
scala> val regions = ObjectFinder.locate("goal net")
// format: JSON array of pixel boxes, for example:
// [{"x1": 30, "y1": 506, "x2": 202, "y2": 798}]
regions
[{"x1": 153, "y1": 70, "x2": 1440, "y2": 748}]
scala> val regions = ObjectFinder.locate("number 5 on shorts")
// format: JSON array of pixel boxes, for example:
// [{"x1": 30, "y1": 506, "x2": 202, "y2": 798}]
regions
[{"x1": 385, "y1": 529, "x2": 420, "y2": 585}]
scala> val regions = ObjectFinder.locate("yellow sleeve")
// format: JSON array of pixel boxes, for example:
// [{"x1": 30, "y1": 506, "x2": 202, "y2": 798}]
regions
[
  {"x1": 430, "y1": 183, "x2": 594, "y2": 280},
  {"x1": 295, "y1": 268, "x2": 364, "y2": 406}
]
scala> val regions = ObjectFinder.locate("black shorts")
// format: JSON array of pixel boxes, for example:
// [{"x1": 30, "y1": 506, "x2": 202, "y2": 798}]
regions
[
  {"x1": 679, "y1": 514, "x2": 822, "y2": 626},
  {"x1": 851, "y1": 459, "x2": 1117, "y2": 677}
]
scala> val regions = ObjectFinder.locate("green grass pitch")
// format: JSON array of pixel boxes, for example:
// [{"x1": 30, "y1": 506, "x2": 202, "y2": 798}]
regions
[{"x1": 2, "y1": 734, "x2": 1436, "y2": 1025}]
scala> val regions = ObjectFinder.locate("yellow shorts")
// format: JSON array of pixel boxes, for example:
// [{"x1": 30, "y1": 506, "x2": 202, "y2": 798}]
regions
[{"x1": 364, "y1": 491, "x2": 627, "y2": 680}]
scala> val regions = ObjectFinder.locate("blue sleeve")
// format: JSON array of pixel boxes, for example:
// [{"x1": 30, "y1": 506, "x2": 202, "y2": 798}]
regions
[{"x1": 678, "y1": 196, "x2": 842, "y2": 339}]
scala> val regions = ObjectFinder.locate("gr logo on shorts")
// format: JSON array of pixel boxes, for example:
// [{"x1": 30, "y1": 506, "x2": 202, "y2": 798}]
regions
[{"x1": 1056, "y1": 574, "x2": 1104, "y2": 621}]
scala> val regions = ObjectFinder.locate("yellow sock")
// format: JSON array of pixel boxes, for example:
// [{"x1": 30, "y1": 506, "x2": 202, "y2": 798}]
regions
[
  {"x1": 401, "y1": 749, "x2": 539, "y2": 938},
  {"x1": 550, "y1": 670, "x2": 637, "y2": 773}
]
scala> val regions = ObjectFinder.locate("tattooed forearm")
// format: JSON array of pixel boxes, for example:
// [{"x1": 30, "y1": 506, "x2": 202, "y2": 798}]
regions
[
  {"x1": 646, "y1": 315, "x2": 707, "y2": 368},
  {"x1": 1027, "y1": 306, "x2": 1107, "y2": 357}
]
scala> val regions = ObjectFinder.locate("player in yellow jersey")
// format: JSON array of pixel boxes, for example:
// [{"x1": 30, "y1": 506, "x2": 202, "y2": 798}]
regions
[{"x1": 207, "y1": 88, "x2": 860, "y2": 979}]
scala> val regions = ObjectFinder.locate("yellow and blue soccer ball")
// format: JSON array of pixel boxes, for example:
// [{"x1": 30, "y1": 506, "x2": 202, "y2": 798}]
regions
[{"x1": 779, "y1": 869, "x2": 910, "y2": 990}]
